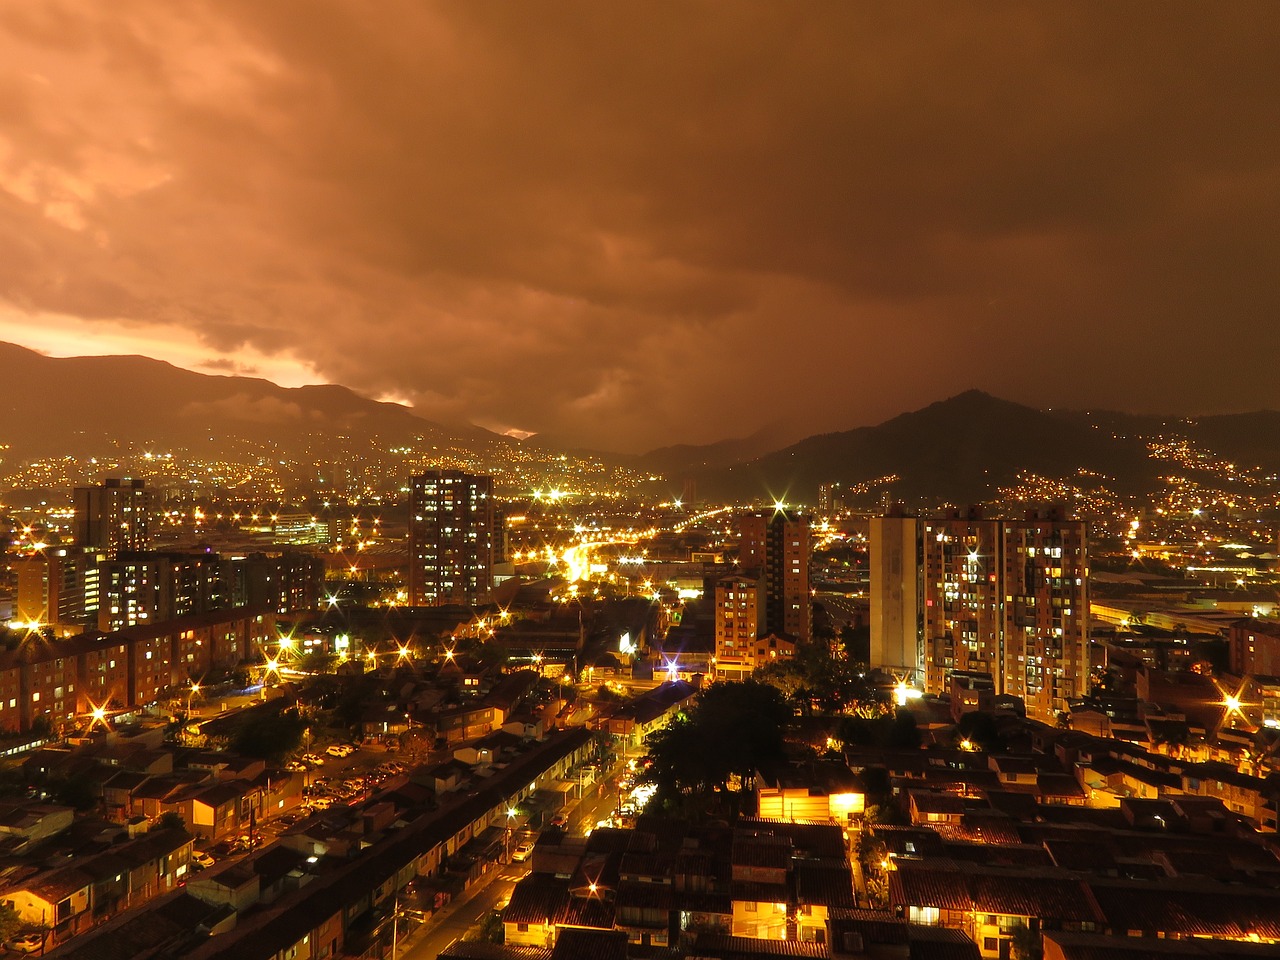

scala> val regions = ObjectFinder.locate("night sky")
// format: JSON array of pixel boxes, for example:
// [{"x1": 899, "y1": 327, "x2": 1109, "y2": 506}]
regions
[{"x1": 1, "y1": 3, "x2": 1277, "y2": 452}]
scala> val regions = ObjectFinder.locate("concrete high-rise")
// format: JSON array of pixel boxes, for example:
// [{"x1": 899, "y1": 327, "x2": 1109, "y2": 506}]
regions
[
  {"x1": 408, "y1": 470, "x2": 495, "y2": 606},
  {"x1": 14, "y1": 547, "x2": 98, "y2": 632},
  {"x1": 999, "y1": 512, "x2": 1090, "y2": 718},
  {"x1": 713, "y1": 571, "x2": 763, "y2": 681},
  {"x1": 869, "y1": 512, "x2": 921, "y2": 677},
  {"x1": 99, "y1": 551, "x2": 224, "y2": 632},
  {"x1": 870, "y1": 506, "x2": 1089, "y2": 720},
  {"x1": 738, "y1": 508, "x2": 811, "y2": 642},
  {"x1": 74, "y1": 478, "x2": 151, "y2": 557}
]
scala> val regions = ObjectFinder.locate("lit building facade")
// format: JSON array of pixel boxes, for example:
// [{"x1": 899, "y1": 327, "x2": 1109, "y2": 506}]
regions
[
  {"x1": 408, "y1": 470, "x2": 495, "y2": 606},
  {"x1": 870, "y1": 507, "x2": 1089, "y2": 720},
  {"x1": 99, "y1": 552, "x2": 224, "y2": 632},
  {"x1": 921, "y1": 509, "x2": 1003, "y2": 695},
  {"x1": 713, "y1": 572, "x2": 762, "y2": 680},
  {"x1": 73, "y1": 478, "x2": 151, "y2": 557},
  {"x1": 738, "y1": 508, "x2": 811, "y2": 642},
  {"x1": 14, "y1": 548, "x2": 99, "y2": 632}
]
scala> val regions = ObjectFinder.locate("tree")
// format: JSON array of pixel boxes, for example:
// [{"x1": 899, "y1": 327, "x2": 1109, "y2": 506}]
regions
[
  {"x1": 643, "y1": 680, "x2": 790, "y2": 819},
  {"x1": 839, "y1": 624, "x2": 870, "y2": 663},
  {"x1": 466, "y1": 910, "x2": 504, "y2": 944},
  {"x1": 332, "y1": 675, "x2": 383, "y2": 732},
  {"x1": 298, "y1": 650, "x2": 338, "y2": 674},
  {"x1": 956, "y1": 711, "x2": 1003, "y2": 753},
  {"x1": 836, "y1": 709, "x2": 920, "y2": 750},
  {"x1": 157, "y1": 811, "x2": 186, "y2": 830},
  {"x1": 0, "y1": 903, "x2": 21, "y2": 943},
  {"x1": 49, "y1": 776, "x2": 97, "y2": 811},
  {"x1": 1008, "y1": 921, "x2": 1043, "y2": 960},
  {"x1": 754, "y1": 639, "x2": 884, "y2": 716},
  {"x1": 232, "y1": 710, "x2": 306, "y2": 761}
]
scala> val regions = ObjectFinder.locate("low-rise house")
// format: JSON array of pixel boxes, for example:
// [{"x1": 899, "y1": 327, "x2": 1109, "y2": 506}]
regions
[
  {"x1": 5, "y1": 864, "x2": 94, "y2": 935},
  {"x1": 180, "y1": 779, "x2": 250, "y2": 840},
  {"x1": 0, "y1": 803, "x2": 74, "y2": 849},
  {"x1": 756, "y1": 760, "x2": 865, "y2": 824},
  {"x1": 889, "y1": 860, "x2": 1105, "y2": 959},
  {"x1": 0, "y1": 826, "x2": 192, "y2": 945}
]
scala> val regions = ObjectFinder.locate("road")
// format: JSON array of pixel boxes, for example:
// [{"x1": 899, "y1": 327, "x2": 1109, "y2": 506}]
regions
[
  {"x1": 397, "y1": 761, "x2": 626, "y2": 957},
  {"x1": 403, "y1": 861, "x2": 529, "y2": 960}
]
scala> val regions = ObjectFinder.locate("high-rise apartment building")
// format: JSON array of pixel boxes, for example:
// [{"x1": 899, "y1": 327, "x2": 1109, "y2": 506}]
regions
[
  {"x1": 408, "y1": 470, "x2": 495, "y2": 606},
  {"x1": 738, "y1": 508, "x2": 811, "y2": 642},
  {"x1": 869, "y1": 512, "x2": 921, "y2": 677},
  {"x1": 74, "y1": 478, "x2": 151, "y2": 557},
  {"x1": 14, "y1": 547, "x2": 98, "y2": 632},
  {"x1": 225, "y1": 551, "x2": 326, "y2": 615},
  {"x1": 1000, "y1": 515, "x2": 1089, "y2": 717},
  {"x1": 99, "y1": 551, "x2": 224, "y2": 632},
  {"x1": 870, "y1": 506, "x2": 1089, "y2": 720},
  {"x1": 713, "y1": 572, "x2": 763, "y2": 681}
]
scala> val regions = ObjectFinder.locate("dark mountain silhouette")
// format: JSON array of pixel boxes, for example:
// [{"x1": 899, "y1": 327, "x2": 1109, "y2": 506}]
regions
[
  {"x1": 6, "y1": 343, "x2": 1279, "y2": 509},
  {"x1": 0, "y1": 341, "x2": 506, "y2": 462},
  {"x1": 639, "y1": 421, "x2": 801, "y2": 476},
  {"x1": 691, "y1": 391, "x2": 1162, "y2": 505}
]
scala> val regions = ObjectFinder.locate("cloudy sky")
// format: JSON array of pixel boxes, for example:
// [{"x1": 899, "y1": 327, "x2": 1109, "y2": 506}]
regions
[{"x1": 1, "y1": 2, "x2": 1277, "y2": 452}]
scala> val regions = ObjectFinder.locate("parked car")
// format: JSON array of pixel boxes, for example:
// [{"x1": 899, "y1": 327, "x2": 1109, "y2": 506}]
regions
[
  {"x1": 7, "y1": 933, "x2": 44, "y2": 954},
  {"x1": 548, "y1": 813, "x2": 567, "y2": 829},
  {"x1": 285, "y1": 760, "x2": 308, "y2": 773},
  {"x1": 192, "y1": 850, "x2": 216, "y2": 869},
  {"x1": 511, "y1": 841, "x2": 534, "y2": 862},
  {"x1": 326, "y1": 743, "x2": 354, "y2": 758},
  {"x1": 301, "y1": 753, "x2": 325, "y2": 767}
]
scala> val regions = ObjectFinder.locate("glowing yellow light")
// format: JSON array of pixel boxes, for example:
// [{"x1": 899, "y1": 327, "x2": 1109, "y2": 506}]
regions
[{"x1": 893, "y1": 679, "x2": 923, "y2": 707}]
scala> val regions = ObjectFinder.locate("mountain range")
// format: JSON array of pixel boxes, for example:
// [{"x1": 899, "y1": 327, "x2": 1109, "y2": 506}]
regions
[
  {"x1": 680, "y1": 391, "x2": 1280, "y2": 505},
  {"x1": 0, "y1": 340, "x2": 507, "y2": 461},
  {"x1": 4, "y1": 340, "x2": 1280, "y2": 507}
]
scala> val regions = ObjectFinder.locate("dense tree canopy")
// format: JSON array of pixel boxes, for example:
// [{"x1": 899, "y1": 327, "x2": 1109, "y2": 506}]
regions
[
  {"x1": 642, "y1": 680, "x2": 790, "y2": 819},
  {"x1": 232, "y1": 708, "x2": 307, "y2": 761},
  {"x1": 754, "y1": 639, "x2": 886, "y2": 716},
  {"x1": 836, "y1": 710, "x2": 921, "y2": 751}
]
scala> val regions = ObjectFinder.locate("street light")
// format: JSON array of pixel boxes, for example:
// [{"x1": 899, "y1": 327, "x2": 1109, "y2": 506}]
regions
[
  {"x1": 385, "y1": 893, "x2": 429, "y2": 960},
  {"x1": 505, "y1": 807, "x2": 516, "y2": 861}
]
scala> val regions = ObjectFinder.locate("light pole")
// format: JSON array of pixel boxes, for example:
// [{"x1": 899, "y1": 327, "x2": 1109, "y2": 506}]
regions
[
  {"x1": 387, "y1": 893, "x2": 428, "y2": 960},
  {"x1": 505, "y1": 807, "x2": 516, "y2": 861}
]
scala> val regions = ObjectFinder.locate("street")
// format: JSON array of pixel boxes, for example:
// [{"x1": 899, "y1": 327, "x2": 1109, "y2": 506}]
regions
[
  {"x1": 403, "y1": 861, "x2": 528, "y2": 960},
  {"x1": 398, "y1": 758, "x2": 627, "y2": 957}
]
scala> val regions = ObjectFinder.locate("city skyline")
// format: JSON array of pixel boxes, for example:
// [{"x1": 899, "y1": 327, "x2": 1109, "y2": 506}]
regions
[{"x1": 1, "y1": 3, "x2": 1278, "y2": 453}]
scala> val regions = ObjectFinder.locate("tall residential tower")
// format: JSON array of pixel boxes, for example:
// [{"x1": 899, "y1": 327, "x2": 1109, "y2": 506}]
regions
[
  {"x1": 73, "y1": 478, "x2": 151, "y2": 557},
  {"x1": 407, "y1": 470, "x2": 495, "y2": 606},
  {"x1": 870, "y1": 506, "x2": 1088, "y2": 720},
  {"x1": 738, "y1": 508, "x2": 812, "y2": 642}
]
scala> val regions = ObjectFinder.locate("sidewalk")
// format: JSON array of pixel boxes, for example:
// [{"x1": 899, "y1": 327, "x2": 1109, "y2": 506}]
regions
[{"x1": 391, "y1": 858, "x2": 514, "y2": 959}]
